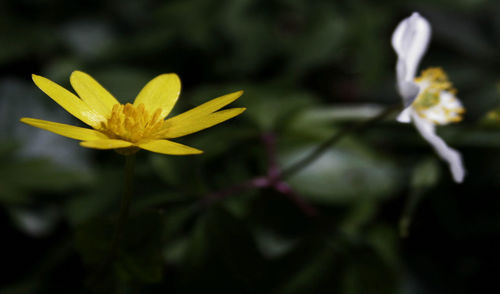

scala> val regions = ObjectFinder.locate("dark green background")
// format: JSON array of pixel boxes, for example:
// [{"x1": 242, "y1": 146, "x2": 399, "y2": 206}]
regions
[{"x1": 1, "y1": 0, "x2": 500, "y2": 293}]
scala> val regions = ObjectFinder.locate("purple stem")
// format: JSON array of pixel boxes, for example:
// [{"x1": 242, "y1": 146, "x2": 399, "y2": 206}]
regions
[
  {"x1": 274, "y1": 181, "x2": 317, "y2": 217},
  {"x1": 203, "y1": 131, "x2": 318, "y2": 217},
  {"x1": 204, "y1": 176, "x2": 269, "y2": 203}
]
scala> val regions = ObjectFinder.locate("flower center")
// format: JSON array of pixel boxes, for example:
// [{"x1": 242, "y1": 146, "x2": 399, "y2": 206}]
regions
[
  {"x1": 412, "y1": 67, "x2": 465, "y2": 125},
  {"x1": 101, "y1": 103, "x2": 166, "y2": 143}
]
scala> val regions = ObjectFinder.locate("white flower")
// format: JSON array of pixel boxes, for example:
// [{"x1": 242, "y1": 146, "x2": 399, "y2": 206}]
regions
[{"x1": 392, "y1": 12, "x2": 466, "y2": 183}]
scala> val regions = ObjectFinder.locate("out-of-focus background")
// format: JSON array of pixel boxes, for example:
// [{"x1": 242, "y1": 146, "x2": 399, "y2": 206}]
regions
[{"x1": 1, "y1": 0, "x2": 500, "y2": 293}]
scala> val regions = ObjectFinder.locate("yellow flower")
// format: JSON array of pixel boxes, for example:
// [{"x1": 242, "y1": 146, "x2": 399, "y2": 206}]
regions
[{"x1": 20, "y1": 71, "x2": 245, "y2": 155}]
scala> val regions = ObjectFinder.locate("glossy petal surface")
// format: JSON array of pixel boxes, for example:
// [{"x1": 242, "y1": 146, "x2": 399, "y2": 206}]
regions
[
  {"x1": 133, "y1": 74, "x2": 181, "y2": 119},
  {"x1": 164, "y1": 90, "x2": 243, "y2": 137},
  {"x1": 80, "y1": 139, "x2": 133, "y2": 149},
  {"x1": 70, "y1": 71, "x2": 119, "y2": 118},
  {"x1": 20, "y1": 118, "x2": 108, "y2": 141},
  {"x1": 138, "y1": 139, "x2": 203, "y2": 155},
  {"x1": 165, "y1": 107, "x2": 246, "y2": 138},
  {"x1": 32, "y1": 74, "x2": 106, "y2": 127}
]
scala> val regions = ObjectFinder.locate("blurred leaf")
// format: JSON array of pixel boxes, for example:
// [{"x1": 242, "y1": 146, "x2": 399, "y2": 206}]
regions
[
  {"x1": 276, "y1": 240, "x2": 342, "y2": 294},
  {"x1": 163, "y1": 237, "x2": 189, "y2": 265},
  {"x1": 162, "y1": 204, "x2": 200, "y2": 239},
  {"x1": 149, "y1": 155, "x2": 184, "y2": 186},
  {"x1": 149, "y1": 154, "x2": 209, "y2": 195},
  {"x1": 65, "y1": 168, "x2": 120, "y2": 226},
  {"x1": 8, "y1": 206, "x2": 59, "y2": 237},
  {"x1": 340, "y1": 200, "x2": 378, "y2": 233},
  {"x1": 187, "y1": 125, "x2": 257, "y2": 159},
  {"x1": 272, "y1": 231, "x2": 398, "y2": 294},
  {"x1": 254, "y1": 228, "x2": 298, "y2": 259},
  {"x1": 181, "y1": 206, "x2": 266, "y2": 290},
  {"x1": 282, "y1": 142, "x2": 400, "y2": 204},
  {"x1": 297, "y1": 104, "x2": 386, "y2": 122},
  {"x1": 411, "y1": 157, "x2": 441, "y2": 189},
  {"x1": 65, "y1": 191, "x2": 115, "y2": 227},
  {"x1": 240, "y1": 84, "x2": 316, "y2": 130},
  {"x1": 0, "y1": 156, "x2": 91, "y2": 205},
  {"x1": 340, "y1": 246, "x2": 398, "y2": 294},
  {"x1": 285, "y1": 5, "x2": 347, "y2": 74},
  {"x1": 6, "y1": 159, "x2": 91, "y2": 191},
  {"x1": 365, "y1": 224, "x2": 400, "y2": 268},
  {"x1": 75, "y1": 212, "x2": 163, "y2": 283},
  {"x1": 400, "y1": 158, "x2": 442, "y2": 237},
  {"x1": 453, "y1": 127, "x2": 500, "y2": 147}
]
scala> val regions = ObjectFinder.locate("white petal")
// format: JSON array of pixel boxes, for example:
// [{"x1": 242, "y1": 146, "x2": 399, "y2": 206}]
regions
[
  {"x1": 392, "y1": 12, "x2": 431, "y2": 106},
  {"x1": 398, "y1": 80, "x2": 421, "y2": 107},
  {"x1": 440, "y1": 91, "x2": 463, "y2": 109},
  {"x1": 392, "y1": 12, "x2": 431, "y2": 79},
  {"x1": 397, "y1": 107, "x2": 413, "y2": 123},
  {"x1": 411, "y1": 113, "x2": 465, "y2": 183}
]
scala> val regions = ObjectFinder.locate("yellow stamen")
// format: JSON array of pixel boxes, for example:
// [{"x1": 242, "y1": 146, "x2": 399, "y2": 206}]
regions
[
  {"x1": 412, "y1": 67, "x2": 465, "y2": 125},
  {"x1": 100, "y1": 103, "x2": 166, "y2": 143}
]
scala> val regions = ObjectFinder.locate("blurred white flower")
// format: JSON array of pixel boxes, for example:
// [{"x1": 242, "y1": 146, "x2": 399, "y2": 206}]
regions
[{"x1": 392, "y1": 12, "x2": 465, "y2": 183}]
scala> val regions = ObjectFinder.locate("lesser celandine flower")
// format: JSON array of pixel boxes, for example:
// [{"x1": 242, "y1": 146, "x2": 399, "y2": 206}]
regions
[
  {"x1": 21, "y1": 71, "x2": 245, "y2": 155},
  {"x1": 392, "y1": 12, "x2": 465, "y2": 183}
]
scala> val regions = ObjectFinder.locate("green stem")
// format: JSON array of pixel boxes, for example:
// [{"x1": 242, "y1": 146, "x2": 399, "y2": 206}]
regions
[
  {"x1": 399, "y1": 189, "x2": 425, "y2": 238},
  {"x1": 87, "y1": 154, "x2": 136, "y2": 287},
  {"x1": 282, "y1": 104, "x2": 400, "y2": 179},
  {"x1": 110, "y1": 153, "x2": 136, "y2": 257}
]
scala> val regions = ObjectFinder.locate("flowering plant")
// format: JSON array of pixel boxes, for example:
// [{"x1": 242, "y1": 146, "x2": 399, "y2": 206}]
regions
[{"x1": 392, "y1": 12, "x2": 465, "y2": 182}]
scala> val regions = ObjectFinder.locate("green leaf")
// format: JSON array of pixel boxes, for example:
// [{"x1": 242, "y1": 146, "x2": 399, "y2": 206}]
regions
[
  {"x1": 282, "y1": 141, "x2": 400, "y2": 204},
  {"x1": 0, "y1": 155, "x2": 91, "y2": 205}
]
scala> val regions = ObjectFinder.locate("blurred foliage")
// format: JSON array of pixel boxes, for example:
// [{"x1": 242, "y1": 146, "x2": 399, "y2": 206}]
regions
[{"x1": 1, "y1": 0, "x2": 500, "y2": 293}]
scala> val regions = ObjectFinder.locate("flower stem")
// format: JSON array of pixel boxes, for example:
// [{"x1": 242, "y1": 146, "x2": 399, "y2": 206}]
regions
[
  {"x1": 88, "y1": 154, "x2": 136, "y2": 286},
  {"x1": 110, "y1": 153, "x2": 136, "y2": 257}
]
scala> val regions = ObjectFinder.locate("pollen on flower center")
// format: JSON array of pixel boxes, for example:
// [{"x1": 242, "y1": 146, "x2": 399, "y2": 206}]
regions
[
  {"x1": 412, "y1": 67, "x2": 465, "y2": 125},
  {"x1": 101, "y1": 103, "x2": 166, "y2": 143}
]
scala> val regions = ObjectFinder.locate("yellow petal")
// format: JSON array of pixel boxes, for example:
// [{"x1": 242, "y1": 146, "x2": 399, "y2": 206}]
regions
[
  {"x1": 166, "y1": 90, "x2": 243, "y2": 123},
  {"x1": 70, "y1": 71, "x2": 119, "y2": 118},
  {"x1": 133, "y1": 74, "x2": 181, "y2": 119},
  {"x1": 80, "y1": 139, "x2": 133, "y2": 149},
  {"x1": 20, "y1": 117, "x2": 108, "y2": 141},
  {"x1": 32, "y1": 74, "x2": 105, "y2": 128},
  {"x1": 165, "y1": 108, "x2": 246, "y2": 138},
  {"x1": 138, "y1": 139, "x2": 203, "y2": 155}
]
